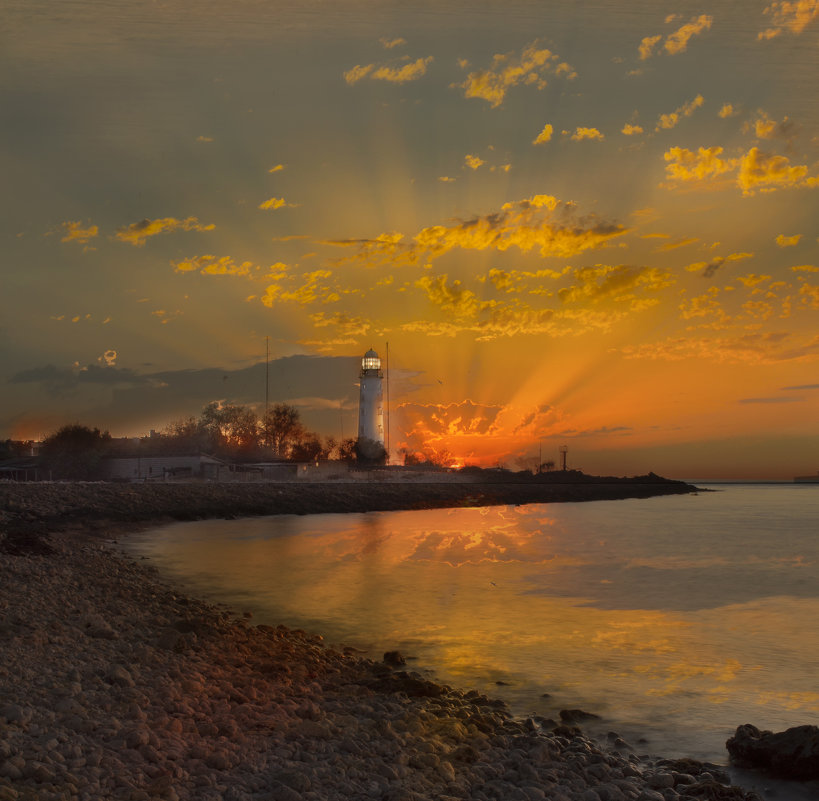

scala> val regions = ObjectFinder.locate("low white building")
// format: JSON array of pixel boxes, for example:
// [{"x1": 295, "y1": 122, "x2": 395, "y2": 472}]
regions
[{"x1": 104, "y1": 454, "x2": 225, "y2": 481}]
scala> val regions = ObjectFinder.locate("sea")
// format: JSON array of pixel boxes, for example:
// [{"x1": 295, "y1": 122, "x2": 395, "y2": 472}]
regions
[{"x1": 121, "y1": 483, "x2": 819, "y2": 798}]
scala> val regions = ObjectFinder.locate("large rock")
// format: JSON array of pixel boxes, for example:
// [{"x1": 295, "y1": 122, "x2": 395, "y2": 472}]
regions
[{"x1": 726, "y1": 723, "x2": 819, "y2": 780}]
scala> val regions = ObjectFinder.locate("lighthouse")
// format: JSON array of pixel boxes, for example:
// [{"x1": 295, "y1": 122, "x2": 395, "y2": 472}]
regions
[{"x1": 358, "y1": 348, "x2": 385, "y2": 458}]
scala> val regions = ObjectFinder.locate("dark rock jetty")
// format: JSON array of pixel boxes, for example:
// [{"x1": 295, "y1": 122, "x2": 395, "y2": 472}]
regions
[{"x1": 0, "y1": 474, "x2": 698, "y2": 555}]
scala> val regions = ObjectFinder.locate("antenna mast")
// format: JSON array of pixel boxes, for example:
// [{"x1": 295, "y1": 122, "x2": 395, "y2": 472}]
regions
[
  {"x1": 264, "y1": 336, "x2": 269, "y2": 445},
  {"x1": 385, "y1": 341, "x2": 390, "y2": 464}
]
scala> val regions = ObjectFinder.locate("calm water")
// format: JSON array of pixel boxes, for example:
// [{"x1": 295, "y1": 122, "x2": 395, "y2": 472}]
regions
[{"x1": 122, "y1": 484, "x2": 819, "y2": 778}]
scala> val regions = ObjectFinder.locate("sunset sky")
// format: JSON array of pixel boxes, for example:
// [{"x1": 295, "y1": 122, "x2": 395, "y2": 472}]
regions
[{"x1": 2, "y1": 1, "x2": 818, "y2": 478}]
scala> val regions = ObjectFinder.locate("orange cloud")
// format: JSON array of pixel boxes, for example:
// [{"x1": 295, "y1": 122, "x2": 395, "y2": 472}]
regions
[
  {"x1": 557, "y1": 265, "x2": 673, "y2": 305},
  {"x1": 344, "y1": 56, "x2": 433, "y2": 85},
  {"x1": 259, "y1": 197, "x2": 299, "y2": 210},
  {"x1": 746, "y1": 110, "x2": 795, "y2": 141},
  {"x1": 621, "y1": 331, "x2": 819, "y2": 364},
  {"x1": 759, "y1": 0, "x2": 819, "y2": 39},
  {"x1": 663, "y1": 146, "x2": 739, "y2": 185},
  {"x1": 453, "y1": 41, "x2": 575, "y2": 108},
  {"x1": 464, "y1": 154, "x2": 485, "y2": 170},
  {"x1": 261, "y1": 269, "x2": 338, "y2": 307},
  {"x1": 639, "y1": 34, "x2": 662, "y2": 60},
  {"x1": 565, "y1": 127, "x2": 605, "y2": 142},
  {"x1": 416, "y1": 274, "x2": 484, "y2": 319},
  {"x1": 622, "y1": 123, "x2": 644, "y2": 136},
  {"x1": 776, "y1": 234, "x2": 802, "y2": 247},
  {"x1": 327, "y1": 196, "x2": 629, "y2": 275},
  {"x1": 309, "y1": 311, "x2": 371, "y2": 337},
  {"x1": 116, "y1": 217, "x2": 215, "y2": 246},
  {"x1": 172, "y1": 255, "x2": 254, "y2": 276},
  {"x1": 656, "y1": 95, "x2": 704, "y2": 131},
  {"x1": 380, "y1": 37, "x2": 406, "y2": 50},
  {"x1": 532, "y1": 124, "x2": 554, "y2": 144},
  {"x1": 684, "y1": 252, "x2": 754, "y2": 278},
  {"x1": 665, "y1": 15, "x2": 713, "y2": 54},
  {"x1": 639, "y1": 16, "x2": 712, "y2": 59},
  {"x1": 60, "y1": 221, "x2": 98, "y2": 245},
  {"x1": 737, "y1": 147, "x2": 819, "y2": 195},
  {"x1": 411, "y1": 196, "x2": 628, "y2": 261}
]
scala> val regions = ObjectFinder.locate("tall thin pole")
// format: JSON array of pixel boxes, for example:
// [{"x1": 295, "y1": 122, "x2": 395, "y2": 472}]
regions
[
  {"x1": 385, "y1": 341, "x2": 390, "y2": 464},
  {"x1": 264, "y1": 336, "x2": 269, "y2": 446}
]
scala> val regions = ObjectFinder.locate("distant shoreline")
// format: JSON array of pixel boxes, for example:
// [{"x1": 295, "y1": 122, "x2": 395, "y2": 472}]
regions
[{"x1": 0, "y1": 475, "x2": 698, "y2": 554}]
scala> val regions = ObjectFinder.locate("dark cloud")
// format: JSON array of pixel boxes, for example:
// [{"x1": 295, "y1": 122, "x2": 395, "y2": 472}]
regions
[
  {"x1": 6, "y1": 355, "x2": 379, "y2": 436},
  {"x1": 738, "y1": 396, "x2": 800, "y2": 404},
  {"x1": 781, "y1": 383, "x2": 819, "y2": 391},
  {"x1": 10, "y1": 364, "x2": 147, "y2": 392}
]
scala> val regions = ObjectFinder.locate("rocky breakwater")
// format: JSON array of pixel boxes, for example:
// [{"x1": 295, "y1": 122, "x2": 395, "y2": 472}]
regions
[
  {"x1": 0, "y1": 476, "x2": 699, "y2": 556},
  {"x1": 1, "y1": 527, "x2": 758, "y2": 801}
]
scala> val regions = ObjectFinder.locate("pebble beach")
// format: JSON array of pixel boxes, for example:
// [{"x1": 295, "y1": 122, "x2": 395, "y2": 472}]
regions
[{"x1": 1, "y1": 480, "x2": 763, "y2": 801}]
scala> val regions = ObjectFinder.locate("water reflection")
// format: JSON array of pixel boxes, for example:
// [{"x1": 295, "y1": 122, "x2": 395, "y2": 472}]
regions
[{"x1": 123, "y1": 487, "x2": 819, "y2": 762}]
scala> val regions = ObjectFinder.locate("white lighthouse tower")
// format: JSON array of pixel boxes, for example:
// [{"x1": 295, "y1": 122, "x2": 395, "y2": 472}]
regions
[{"x1": 358, "y1": 348, "x2": 384, "y2": 456}]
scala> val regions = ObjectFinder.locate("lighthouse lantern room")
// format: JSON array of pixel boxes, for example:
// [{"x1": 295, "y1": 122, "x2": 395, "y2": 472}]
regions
[{"x1": 358, "y1": 348, "x2": 384, "y2": 447}]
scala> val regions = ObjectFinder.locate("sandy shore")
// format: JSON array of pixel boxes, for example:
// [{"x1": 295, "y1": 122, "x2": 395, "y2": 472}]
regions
[{"x1": 1, "y1": 480, "x2": 762, "y2": 801}]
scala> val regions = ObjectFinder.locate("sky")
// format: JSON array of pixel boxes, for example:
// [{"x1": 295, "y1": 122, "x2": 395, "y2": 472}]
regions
[{"x1": 2, "y1": 0, "x2": 819, "y2": 479}]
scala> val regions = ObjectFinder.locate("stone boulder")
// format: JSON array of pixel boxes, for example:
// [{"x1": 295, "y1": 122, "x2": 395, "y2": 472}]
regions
[{"x1": 726, "y1": 723, "x2": 819, "y2": 780}]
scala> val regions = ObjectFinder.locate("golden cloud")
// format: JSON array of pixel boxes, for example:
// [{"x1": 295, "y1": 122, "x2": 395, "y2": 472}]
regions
[
  {"x1": 412, "y1": 197, "x2": 627, "y2": 261},
  {"x1": 657, "y1": 237, "x2": 699, "y2": 252},
  {"x1": 533, "y1": 124, "x2": 554, "y2": 145},
  {"x1": 380, "y1": 37, "x2": 406, "y2": 50},
  {"x1": 746, "y1": 110, "x2": 795, "y2": 141},
  {"x1": 116, "y1": 217, "x2": 215, "y2": 246},
  {"x1": 737, "y1": 147, "x2": 819, "y2": 195},
  {"x1": 663, "y1": 146, "x2": 739, "y2": 184},
  {"x1": 399, "y1": 400, "x2": 504, "y2": 440},
  {"x1": 60, "y1": 221, "x2": 98, "y2": 245},
  {"x1": 776, "y1": 234, "x2": 802, "y2": 247},
  {"x1": 621, "y1": 331, "x2": 819, "y2": 364},
  {"x1": 736, "y1": 273, "x2": 773, "y2": 288},
  {"x1": 640, "y1": 16, "x2": 712, "y2": 60},
  {"x1": 172, "y1": 255, "x2": 254, "y2": 276},
  {"x1": 261, "y1": 269, "x2": 337, "y2": 307},
  {"x1": 684, "y1": 252, "x2": 754, "y2": 278},
  {"x1": 665, "y1": 15, "x2": 713, "y2": 54},
  {"x1": 483, "y1": 266, "x2": 570, "y2": 293},
  {"x1": 679, "y1": 287, "x2": 731, "y2": 325},
  {"x1": 268, "y1": 164, "x2": 286, "y2": 173},
  {"x1": 344, "y1": 56, "x2": 433, "y2": 85},
  {"x1": 656, "y1": 94, "x2": 704, "y2": 131},
  {"x1": 328, "y1": 196, "x2": 628, "y2": 274},
  {"x1": 259, "y1": 197, "x2": 299, "y2": 210},
  {"x1": 464, "y1": 154, "x2": 485, "y2": 170},
  {"x1": 759, "y1": 0, "x2": 819, "y2": 39},
  {"x1": 416, "y1": 274, "x2": 484, "y2": 319},
  {"x1": 309, "y1": 311, "x2": 371, "y2": 336},
  {"x1": 622, "y1": 123, "x2": 644, "y2": 136},
  {"x1": 557, "y1": 264, "x2": 673, "y2": 305},
  {"x1": 799, "y1": 282, "x2": 819, "y2": 308},
  {"x1": 719, "y1": 104, "x2": 737, "y2": 118},
  {"x1": 639, "y1": 34, "x2": 662, "y2": 60},
  {"x1": 567, "y1": 127, "x2": 605, "y2": 142},
  {"x1": 453, "y1": 41, "x2": 575, "y2": 108}
]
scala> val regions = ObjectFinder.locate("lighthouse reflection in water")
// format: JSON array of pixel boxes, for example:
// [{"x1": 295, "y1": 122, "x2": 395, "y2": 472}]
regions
[{"x1": 124, "y1": 485, "x2": 819, "y2": 764}]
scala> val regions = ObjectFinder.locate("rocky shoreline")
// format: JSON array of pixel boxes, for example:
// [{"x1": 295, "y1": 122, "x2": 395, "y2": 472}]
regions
[{"x1": 2, "y1": 480, "x2": 768, "y2": 801}]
